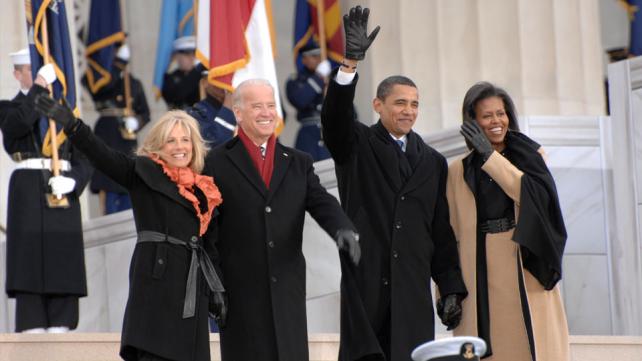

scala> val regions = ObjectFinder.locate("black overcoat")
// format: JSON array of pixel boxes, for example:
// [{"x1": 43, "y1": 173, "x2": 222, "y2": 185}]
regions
[
  {"x1": 205, "y1": 138, "x2": 355, "y2": 361},
  {"x1": 67, "y1": 121, "x2": 218, "y2": 361},
  {"x1": 1, "y1": 88, "x2": 91, "y2": 298},
  {"x1": 321, "y1": 73, "x2": 467, "y2": 361}
]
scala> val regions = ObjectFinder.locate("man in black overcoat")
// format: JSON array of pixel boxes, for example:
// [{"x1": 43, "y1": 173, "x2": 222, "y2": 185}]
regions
[
  {"x1": 321, "y1": 7, "x2": 468, "y2": 361},
  {"x1": 205, "y1": 78, "x2": 361, "y2": 361},
  {"x1": 0, "y1": 49, "x2": 91, "y2": 333}
]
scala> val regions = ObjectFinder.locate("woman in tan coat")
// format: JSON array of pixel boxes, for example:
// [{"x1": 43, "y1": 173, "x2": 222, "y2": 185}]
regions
[{"x1": 447, "y1": 82, "x2": 569, "y2": 361}]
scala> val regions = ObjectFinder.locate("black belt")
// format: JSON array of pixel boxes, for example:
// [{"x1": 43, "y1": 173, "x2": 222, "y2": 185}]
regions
[
  {"x1": 137, "y1": 231, "x2": 224, "y2": 319},
  {"x1": 479, "y1": 217, "x2": 515, "y2": 234},
  {"x1": 11, "y1": 152, "x2": 70, "y2": 162}
]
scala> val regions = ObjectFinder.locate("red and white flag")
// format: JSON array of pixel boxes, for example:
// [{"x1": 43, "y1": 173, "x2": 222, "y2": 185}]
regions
[{"x1": 196, "y1": 0, "x2": 283, "y2": 132}]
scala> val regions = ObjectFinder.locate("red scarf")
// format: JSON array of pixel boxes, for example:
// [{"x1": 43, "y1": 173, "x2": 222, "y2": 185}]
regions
[
  {"x1": 151, "y1": 157, "x2": 223, "y2": 236},
  {"x1": 238, "y1": 127, "x2": 276, "y2": 189}
]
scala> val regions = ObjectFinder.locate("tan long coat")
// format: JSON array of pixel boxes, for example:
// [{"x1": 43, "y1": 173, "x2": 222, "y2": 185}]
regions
[{"x1": 446, "y1": 151, "x2": 569, "y2": 361}]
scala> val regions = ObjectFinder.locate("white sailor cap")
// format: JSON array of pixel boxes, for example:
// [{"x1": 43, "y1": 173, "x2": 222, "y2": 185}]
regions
[
  {"x1": 411, "y1": 337, "x2": 487, "y2": 361},
  {"x1": 10, "y1": 48, "x2": 31, "y2": 66},
  {"x1": 172, "y1": 35, "x2": 196, "y2": 53}
]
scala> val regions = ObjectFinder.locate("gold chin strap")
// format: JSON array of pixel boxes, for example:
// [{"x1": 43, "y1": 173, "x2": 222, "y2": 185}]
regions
[{"x1": 41, "y1": 129, "x2": 67, "y2": 157}]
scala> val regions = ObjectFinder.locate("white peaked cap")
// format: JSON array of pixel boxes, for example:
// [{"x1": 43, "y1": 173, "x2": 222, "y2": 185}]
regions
[
  {"x1": 172, "y1": 35, "x2": 196, "y2": 52},
  {"x1": 411, "y1": 336, "x2": 487, "y2": 361},
  {"x1": 10, "y1": 48, "x2": 31, "y2": 65}
]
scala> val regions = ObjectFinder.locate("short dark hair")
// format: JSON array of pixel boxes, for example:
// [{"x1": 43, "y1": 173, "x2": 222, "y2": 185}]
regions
[
  {"x1": 461, "y1": 81, "x2": 520, "y2": 132},
  {"x1": 376, "y1": 75, "x2": 417, "y2": 100}
]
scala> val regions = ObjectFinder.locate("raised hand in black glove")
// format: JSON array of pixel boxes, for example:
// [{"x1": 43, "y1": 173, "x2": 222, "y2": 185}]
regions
[
  {"x1": 209, "y1": 291, "x2": 227, "y2": 329},
  {"x1": 436, "y1": 293, "x2": 463, "y2": 331},
  {"x1": 33, "y1": 91, "x2": 77, "y2": 129},
  {"x1": 460, "y1": 121, "x2": 493, "y2": 161},
  {"x1": 335, "y1": 229, "x2": 361, "y2": 265},
  {"x1": 343, "y1": 6, "x2": 380, "y2": 61}
]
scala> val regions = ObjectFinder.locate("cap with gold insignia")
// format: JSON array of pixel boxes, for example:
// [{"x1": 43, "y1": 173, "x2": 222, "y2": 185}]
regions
[
  {"x1": 411, "y1": 336, "x2": 486, "y2": 361},
  {"x1": 172, "y1": 35, "x2": 196, "y2": 53},
  {"x1": 10, "y1": 48, "x2": 31, "y2": 66}
]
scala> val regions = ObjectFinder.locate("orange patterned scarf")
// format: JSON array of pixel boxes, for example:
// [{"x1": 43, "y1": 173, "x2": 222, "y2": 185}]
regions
[{"x1": 152, "y1": 157, "x2": 223, "y2": 236}]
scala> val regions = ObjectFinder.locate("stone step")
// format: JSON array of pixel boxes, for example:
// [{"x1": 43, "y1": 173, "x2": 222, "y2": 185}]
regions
[{"x1": 0, "y1": 334, "x2": 641, "y2": 361}]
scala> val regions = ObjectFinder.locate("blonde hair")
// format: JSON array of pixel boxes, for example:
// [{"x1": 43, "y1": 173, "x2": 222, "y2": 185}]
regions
[{"x1": 137, "y1": 110, "x2": 209, "y2": 173}]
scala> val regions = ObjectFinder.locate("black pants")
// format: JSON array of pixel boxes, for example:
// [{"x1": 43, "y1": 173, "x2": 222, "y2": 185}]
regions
[
  {"x1": 136, "y1": 350, "x2": 174, "y2": 361},
  {"x1": 14, "y1": 293, "x2": 79, "y2": 332}
]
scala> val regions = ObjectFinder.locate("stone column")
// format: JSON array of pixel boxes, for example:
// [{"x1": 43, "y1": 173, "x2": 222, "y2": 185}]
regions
[{"x1": 343, "y1": 0, "x2": 605, "y2": 134}]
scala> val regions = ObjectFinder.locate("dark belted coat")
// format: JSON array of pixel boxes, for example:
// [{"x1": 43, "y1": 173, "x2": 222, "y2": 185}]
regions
[
  {"x1": 204, "y1": 138, "x2": 355, "y2": 361},
  {"x1": 1, "y1": 87, "x2": 91, "y2": 298},
  {"x1": 67, "y1": 120, "x2": 219, "y2": 361},
  {"x1": 321, "y1": 73, "x2": 467, "y2": 361}
]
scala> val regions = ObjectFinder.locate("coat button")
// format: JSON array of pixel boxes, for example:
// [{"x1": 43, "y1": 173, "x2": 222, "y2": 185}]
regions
[
  {"x1": 265, "y1": 206, "x2": 272, "y2": 213},
  {"x1": 394, "y1": 221, "x2": 402, "y2": 229},
  {"x1": 271, "y1": 276, "x2": 277, "y2": 283},
  {"x1": 392, "y1": 250, "x2": 399, "y2": 259},
  {"x1": 400, "y1": 195, "x2": 406, "y2": 201},
  {"x1": 158, "y1": 259, "x2": 164, "y2": 265},
  {"x1": 190, "y1": 236, "x2": 198, "y2": 243},
  {"x1": 268, "y1": 241, "x2": 275, "y2": 248},
  {"x1": 382, "y1": 277, "x2": 389, "y2": 286}
]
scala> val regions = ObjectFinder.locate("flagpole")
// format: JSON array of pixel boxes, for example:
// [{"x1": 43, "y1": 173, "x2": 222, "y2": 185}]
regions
[
  {"x1": 119, "y1": 0, "x2": 136, "y2": 140},
  {"x1": 40, "y1": 9, "x2": 61, "y2": 179},
  {"x1": 40, "y1": 6, "x2": 69, "y2": 207},
  {"x1": 315, "y1": 0, "x2": 327, "y2": 60}
]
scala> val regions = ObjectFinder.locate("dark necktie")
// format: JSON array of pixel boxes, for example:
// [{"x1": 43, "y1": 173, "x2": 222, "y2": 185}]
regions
[
  {"x1": 260, "y1": 145, "x2": 266, "y2": 159},
  {"x1": 395, "y1": 139, "x2": 404, "y2": 152}
]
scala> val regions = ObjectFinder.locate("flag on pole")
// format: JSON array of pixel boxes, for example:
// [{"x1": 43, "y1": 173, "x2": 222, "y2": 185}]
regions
[
  {"x1": 196, "y1": 0, "x2": 284, "y2": 132},
  {"x1": 293, "y1": 0, "x2": 344, "y2": 71},
  {"x1": 24, "y1": 0, "x2": 77, "y2": 155},
  {"x1": 153, "y1": 0, "x2": 195, "y2": 98},
  {"x1": 84, "y1": 0, "x2": 125, "y2": 95}
]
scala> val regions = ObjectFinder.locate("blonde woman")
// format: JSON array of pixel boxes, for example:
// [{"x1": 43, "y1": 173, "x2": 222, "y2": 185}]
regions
[{"x1": 34, "y1": 92, "x2": 226, "y2": 361}]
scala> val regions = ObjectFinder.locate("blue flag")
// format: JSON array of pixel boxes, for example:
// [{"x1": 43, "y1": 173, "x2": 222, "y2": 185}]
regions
[
  {"x1": 152, "y1": 0, "x2": 194, "y2": 98},
  {"x1": 293, "y1": 0, "x2": 344, "y2": 72},
  {"x1": 629, "y1": 0, "x2": 642, "y2": 55},
  {"x1": 25, "y1": 0, "x2": 77, "y2": 154},
  {"x1": 85, "y1": 0, "x2": 125, "y2": 94}
]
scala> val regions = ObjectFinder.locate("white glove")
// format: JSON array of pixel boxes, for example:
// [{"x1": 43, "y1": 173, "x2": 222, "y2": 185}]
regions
[
  {"x1": 116, "y1": 44, "x2": 130, "y2": 61},
  {"x1": 316, "y1": 60, "x2": 331, "y2": 77},
  {"x1": 48, "y1": 175, "x2": 76, "y2": 196},
  {"x1": 124, "y1": 116, "x2": 139, "y2": 132},
  {"x1": 37, "y1": 64, "x2": 57, "y2": 85}
]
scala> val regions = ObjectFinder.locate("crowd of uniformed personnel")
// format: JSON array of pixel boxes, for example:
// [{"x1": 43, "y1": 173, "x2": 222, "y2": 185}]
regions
[{"x1": 0, "y1": 5, "x2": 571, "y2": 361}]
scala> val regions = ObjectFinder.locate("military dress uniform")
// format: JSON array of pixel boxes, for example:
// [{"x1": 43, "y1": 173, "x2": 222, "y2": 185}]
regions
[
  {"x1": 1, "y1": 86, "x2": 91, "y2": 332},
  {"x1": 186, "y1": 95, "x2": 236, "y2": 147},
  {"x1": 285, "y1": 68, "x2": 331, "y2": 161},
  {"x1": 82, "y1": 63, "x2": 150, "y2": 214},
  {"x1": 162, "y1": 66, "x2": 201, "y2": 110}
]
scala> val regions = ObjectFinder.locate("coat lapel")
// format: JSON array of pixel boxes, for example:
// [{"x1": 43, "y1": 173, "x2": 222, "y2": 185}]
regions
[
  {"x1": 135, "y1": 158, "x2": 194, "y2": 212},
  {"x1": 368, "y1": 131, "x2": 402, "y2": 190},
  {"x1": 225, "y1": 139, "x2": 268, "y2": 198},
  {"x1": 267, "y1": 144, "x2": 292, "y2": 202}
]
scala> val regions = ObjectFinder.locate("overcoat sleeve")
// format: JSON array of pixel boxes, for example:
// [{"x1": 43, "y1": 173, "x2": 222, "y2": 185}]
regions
[
  {"x1": 66, "y1": 120, "x2": 137, "y2": 189},
  {"x1": 431, "y1": 155, "x2": 468, "y2": 297},
  {"x1": 321, "y1": 70, "x2": 359, "y2": 165},
  {"x1": 481, "y1": 151, "x2": 524, "y2": 204}
]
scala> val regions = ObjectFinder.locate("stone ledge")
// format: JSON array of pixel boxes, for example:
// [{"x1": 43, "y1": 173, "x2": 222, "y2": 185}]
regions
[{"x1": 1, "y1": 333, "x2": 641, "y2": 361}]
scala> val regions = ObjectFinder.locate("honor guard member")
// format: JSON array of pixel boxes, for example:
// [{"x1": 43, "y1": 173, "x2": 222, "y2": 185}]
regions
[
  {"x1": 411, "y1": 337, "x2": 486, "y2": 361},
  {"x1": 82, "y1": 44, "x2": 151, "y2": 214},
  {"x1": 162, "y1": 35, "x2": 201, "y2": 110},
  {"x1": 1, "y1": 48, "x2": 91, "y2": 333},
  {"x1": 186, "y1": 69, "x2": 237, "y2": 147},
  {"x1": 285, "y1": 43, "x2": 332, "y2": 161}
]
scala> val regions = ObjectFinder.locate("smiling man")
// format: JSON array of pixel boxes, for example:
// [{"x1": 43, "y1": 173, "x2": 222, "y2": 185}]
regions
[
  {"x1": 204, "y1": 79, "x2": 361, "y2": 361},
  {"x1": 321, "y1": 6, "x2": 468, "y2": 361}
]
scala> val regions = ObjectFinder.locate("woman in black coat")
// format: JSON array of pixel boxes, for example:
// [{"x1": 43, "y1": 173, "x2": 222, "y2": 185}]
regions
[{"x1": 35, "y1": 93, "x2": 226, "y2": 361}]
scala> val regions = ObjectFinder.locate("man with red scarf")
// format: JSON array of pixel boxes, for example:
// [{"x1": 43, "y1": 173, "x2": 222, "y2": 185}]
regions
[{"x1": 204, "y1": 78, "x2": 360, "y2": 361}]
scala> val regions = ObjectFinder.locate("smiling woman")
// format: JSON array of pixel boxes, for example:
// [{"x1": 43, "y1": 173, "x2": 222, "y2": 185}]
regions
[{"x1": 33, "y1": 93, "x2": 227, "y2": 361}]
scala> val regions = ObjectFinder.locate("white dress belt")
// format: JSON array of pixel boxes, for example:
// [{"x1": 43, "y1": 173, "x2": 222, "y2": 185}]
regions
[{"x1": 14, "y1": 158, "x2": 71, "y2": 172}]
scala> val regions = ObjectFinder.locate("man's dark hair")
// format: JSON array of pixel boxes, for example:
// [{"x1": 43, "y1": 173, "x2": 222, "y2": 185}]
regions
[
  {"x1": 376, "y1": 75, "x2": 417, "y2": 100},
  {"x1": 461, "y1": 81, "x2": 520, "y2": 132}
]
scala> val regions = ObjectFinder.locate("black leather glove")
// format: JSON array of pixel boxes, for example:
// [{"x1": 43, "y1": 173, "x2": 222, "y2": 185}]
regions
[
  {"x1": 436, "y1": 293, "x2": 463, "y2": 331},
  {"x1": 33, "y1": 92, "x2": 77, "y2": 129},
  {"x1": 343, "y1": 6, "x2": 380, "y2": 61},
  {"x1": 460, "y1": 121, "x2": 493, "y2": 161},
  {"x1": 335, "y1": 229, "x2": 361, "y2": 265},
  {"x1": 209, "y1": 291, "x2": 227, "y2": 329}
]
